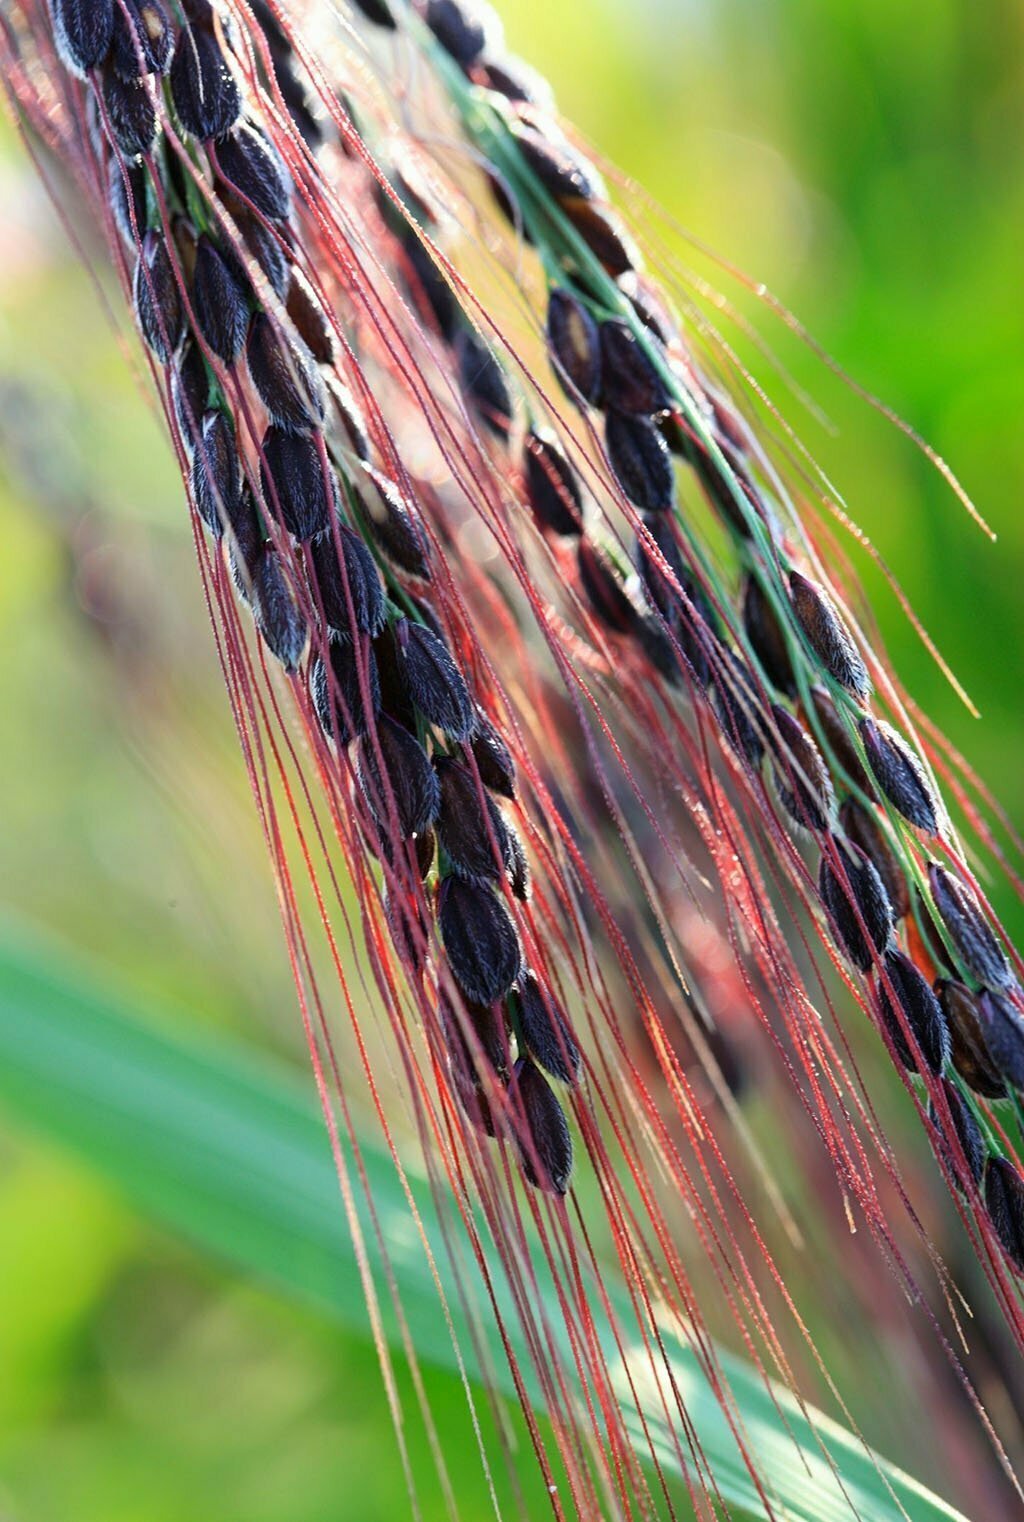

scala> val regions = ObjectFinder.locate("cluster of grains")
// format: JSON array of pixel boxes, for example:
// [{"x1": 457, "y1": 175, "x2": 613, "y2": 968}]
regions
[
  {"x1": 354, "y1": 0, "x2": 1024, "y2": 1269},
  {"x1": 375, "y1": 29, "x2": 703, "y2": 684},
  {"x1": 42, "y1": 0, "x2": 1024, "y2": 1247},
  {"x1": 744, "y1": 562, "x2": 1024, "y2": 1263},
  {"x1": 53, "y1": 0, "x2": 578, "y2": 1196},
  {"x1": 15, "y1": 5, "x2": 1024, "y2": 1508}
]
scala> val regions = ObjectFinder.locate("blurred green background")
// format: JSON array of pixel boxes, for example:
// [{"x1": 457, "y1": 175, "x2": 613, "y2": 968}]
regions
[{"x1": 0, "y1": 0, "x2": 1022, "y2": 1516}]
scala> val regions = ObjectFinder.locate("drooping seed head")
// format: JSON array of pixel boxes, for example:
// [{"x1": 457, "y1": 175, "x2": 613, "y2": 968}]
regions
[
  {"x1": 976, "y1": 988, "x2": 1024, "y2": 1091},
  {"x1": 454, "y1": 326, "x2": 513, "y2": 440},
  {"x1": 357, "y1": 715, "x2": 441, "y2": 838},
  {"x1": 309, "y1": 524, "x2": 386, "y2": 640},
  {"x1": 438, "y1": 877, "x2": 522, "y2": 1007},
  {"x1": 252, "y1": 545, "x2": 307, "y2": 672},
  {"x1": 310, "y1": 637, "x2": 381, "y2": 746},
  {"x1": 873, "y1": 947, "x2": 949, "y2": 1075},
  {"x1": 984, "y1": 1157, "x2": 1024, "y2": 1273},
  {"x1": 936, "y1": 980, "x2": 1006, "y2": 1098},
  {"x1": 929, "y1": 1079, "x2": 986, "y2": 1193},
  {"x1": 742, "y1": 575, "x2": 796, "y2": 697},
  {"x1": 512, "y1": 1057, "x2": 573, "y2": 1195},
  {"x1": 247, "y1": 314, "x2": 326, "y2": 434},
  {"x1": 190, "y1": 408, "x2": 242, "y2": 536},
  {"x1": 788, "y1": 571, "x2": 871, "y2": 701},
  {"x1": 133, "y1": 228, "x2": 184, "y2": 362},
  {"x1": 170, "y1": 21, "x2": 241, "y2": 141},
  {"x1": 212, "y1": 122, "x2": 291, "y2": 221},
  {"x1": 605, "y1": 410, "x2": 675, "y2": 512},
  {"x1": 768, "y1": 706, "x2": 833, "y2": 833},
  {"x1": 513, "y1": 973, "x2": 580, "y2": 1085},
  {"x1": 819, "y1": 835, "x2": 894, "y2": 972},
  {"x1": 260, "y1": 426, "x2": 333, "y2": 540},
  {"x1": 597, "y1": 320, "x2": 670, "y2": 416},
  {"x1": 524, "y1": 432, "x2": 583, "y2": 537},
  {"x1": 546, "y1": 288, "x2": 602, "y2": 407},
  {"x1": 927, "y1": 862, "x2": 1014, "y2": 992},
  {"x1": 436, "y1": 756, "x2": 512, "y2": 885},
  {"x1": 192, "y1": 235, "x2": 250, "y2": 363},
  {"x1": 839, "y1": 801, "x2": 909, "y2": 923},
  {"x1": 858, "y1": 718, "x2": 939, "y2": 834}
]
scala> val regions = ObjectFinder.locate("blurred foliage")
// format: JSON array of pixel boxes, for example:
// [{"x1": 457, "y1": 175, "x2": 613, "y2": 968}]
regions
[{"x1": 0, "y1": 0, "x2": 1021, "y2": 1516}]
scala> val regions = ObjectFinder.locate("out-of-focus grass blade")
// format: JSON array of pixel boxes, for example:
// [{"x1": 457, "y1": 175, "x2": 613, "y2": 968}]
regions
[{"x1": 0, "y1": 924, "x2": 966, "y2": 1522}]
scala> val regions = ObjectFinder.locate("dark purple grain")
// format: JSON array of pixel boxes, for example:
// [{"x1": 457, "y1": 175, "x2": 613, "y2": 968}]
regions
[
  {"x1": 859, "y1": 718, "x2": 939, "y2": 833},
  {"x1": 789, "y1": 571, "x2": 871, "y2": 701},
  {"x1": 439, "y1": 877, "x2": 522, "y2": 1006},
  {"x1": 512, "y1": 1057, "x2": 573, "y2": 1195},
  {"x1": 874, "y1": 947, "x2": 949, "y2": 1075},
  {"x1": 358, "y1": 715, "x2": 441, "y2": 838},
  {"x1": 928, "y1": 862, "x2": 1014, "y2": 992},
  {"x1": 819, "y1": 836, "x2": 894, "y2": 972}
]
